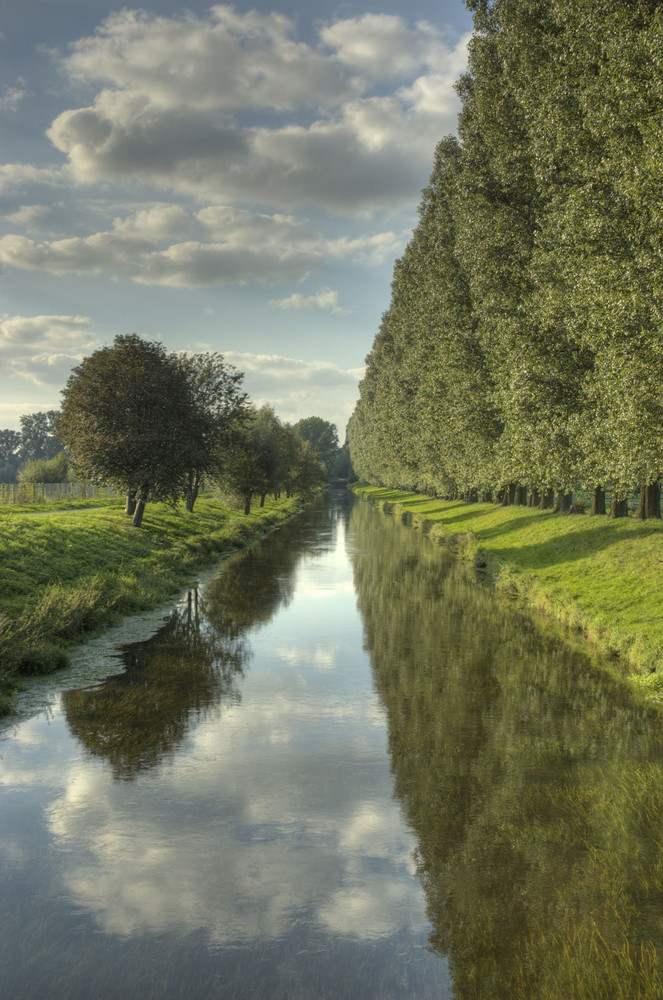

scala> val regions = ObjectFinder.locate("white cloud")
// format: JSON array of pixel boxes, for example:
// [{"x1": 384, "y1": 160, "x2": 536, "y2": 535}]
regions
[
  {"x1": 326, "y1": 231, "x2": 406, "y2": 265},
  {"x1": 61, "y1": 6, "x2": 354, "y2": 113},
  {"x1": 321, "y1": 14, "x2": 448, "y2": 81},
  {"x1": 0, "y1": 163, "x2": 67, "y2": 194},
  {"x1": 4, "y1": 204, "x2": 50, "y2": 226},
  {"x1": 0, "y1": 203, "x2": 400, "y2": 287},
  {"x1": 223, "y1": 351, "x2": 364, "y2": 431},
  {"x1": 0, "y1": 80, "x2": 28, "y2": 112},
  {"x1": 270, "y1": 287, "x2": 344, "y2": 314},
  {"x1": 0, "y1": 314, "x2": 98, "y2": 386},
  {"x1": 40, "y1": 9, "x2": 469, "y2": 214}
]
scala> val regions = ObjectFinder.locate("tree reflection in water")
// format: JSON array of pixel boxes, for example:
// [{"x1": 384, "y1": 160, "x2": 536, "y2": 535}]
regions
[
  {"x1": 349, "y1": 498, "x2": 663, "y2": 1000},
  {"x1": 63, "y1": 497, "x2": 329, "y2": 781}
]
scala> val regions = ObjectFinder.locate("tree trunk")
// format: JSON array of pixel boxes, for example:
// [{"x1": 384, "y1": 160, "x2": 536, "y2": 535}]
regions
[
  {"x1": 514, "y1": 484, "x2": 527, "y2": 505},
  {"x1": 132, "y1": 497, "x2": 147, "y2": 527},
  {"x1": 465, "y1": 488, "x2": 478, "y2": 503},
  {"x1": 538, "y1": 489, "x2": 554, "y2": 510},
  {"x1": 125, "y1": 490, "x2": 137, "y2": 516},
  {"x1": 554, "y1": 491, "x2": 572, "y2": 513},
  {"x1": 647, "y1": 480, "x2": 662, "y2": 518},
  {"x1": 243, "y1": 491, "x2": 252, "y2": 515},
  {"x1": 185, "y1": 484, "x2": 199, "y2": 512},
  {"x1": 590, "y1": 487, "x2": 606, "y2": 516},
  {"x1": 636, "y1": 481, "x2": 661, "y2": 519},
  {"x1": 608, "y1": 496, "x2": 629, "y2": 518},
  {"x1": 260, "y1": 493, "x2": 266, "y2": 507},
  {"x1": 481, "y1": 490, "x2": 493, "y2": 503},
  {"x1": 528, "y1": 488, "x2": 540, "y2": 508}
]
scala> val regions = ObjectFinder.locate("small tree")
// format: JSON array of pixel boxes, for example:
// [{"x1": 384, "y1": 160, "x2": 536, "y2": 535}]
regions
[
  {"x1": 18, "y1": 452, "x2": 70, "y2": 484},
  {"x1": 172, "y1": 352, "x2": 249, "y2": 511},
  {"x1": 56, "y1": 334, "x2": 200, "y2": 526}
]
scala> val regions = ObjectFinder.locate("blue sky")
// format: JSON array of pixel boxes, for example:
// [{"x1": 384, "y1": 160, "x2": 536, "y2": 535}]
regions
[{"x1": 0, "y1": 0, "x2": 472, "y2": 435}]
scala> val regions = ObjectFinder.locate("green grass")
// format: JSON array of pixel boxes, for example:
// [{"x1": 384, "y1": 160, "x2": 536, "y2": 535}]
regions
[
  {"x1": 0, "y1": 492, "x2": 301, "y2": 712},
  {"x1": 353, "y1": 485, "x2": 663, "y2": 690}
]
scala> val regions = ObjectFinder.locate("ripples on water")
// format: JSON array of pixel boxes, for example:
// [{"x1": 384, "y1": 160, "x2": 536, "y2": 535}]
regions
[{"x1": 1, "y1": 488, "x2": 663, "y2": 999}]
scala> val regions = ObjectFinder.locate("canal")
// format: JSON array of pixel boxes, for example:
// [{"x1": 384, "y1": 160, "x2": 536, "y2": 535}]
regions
[{"x1": 2, "y1": 487, "x2": 663, "y2": 998}]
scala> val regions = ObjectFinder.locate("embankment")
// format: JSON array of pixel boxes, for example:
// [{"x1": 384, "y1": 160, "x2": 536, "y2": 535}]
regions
[
  {"x1": 0, "y1": 493, "x2": 301, "y2": 712},
  {"x1": 354, "y1": 484, "x2": 663, "y2": 700}
]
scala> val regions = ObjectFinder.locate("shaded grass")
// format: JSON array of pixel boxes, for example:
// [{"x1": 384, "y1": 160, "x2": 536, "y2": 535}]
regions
[
  {"x1": 0, "y1": 492, "x2": 301, "y2": 711},
  {"x1": 353, "y1": 485, "x2": 663, "y2": 688}
]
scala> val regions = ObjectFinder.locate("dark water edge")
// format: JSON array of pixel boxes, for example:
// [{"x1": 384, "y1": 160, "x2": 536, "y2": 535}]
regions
[{"x1": 1, "y1": 487, "x2": 663, "y2": 999}]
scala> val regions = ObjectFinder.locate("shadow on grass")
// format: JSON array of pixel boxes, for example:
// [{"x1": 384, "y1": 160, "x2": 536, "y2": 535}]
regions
[{"x1": 486, "y1": 523, "x2": 663, "y2": 572}]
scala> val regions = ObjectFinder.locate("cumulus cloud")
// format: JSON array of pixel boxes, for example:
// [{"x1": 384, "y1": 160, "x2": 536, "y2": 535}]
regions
[
  {"x1": 39, "y1": 8, "x2": 469, "y2": 214},
  {"x1": 0, "y1": 203, "x2": 400, "y2": 287},
  {"x1": 4, "y1": 204, "x2": 49, "y2": 226},
  {"x1": 0, "y1": 314, "x2": 98, "y2": 385},
  {"x1": 223, "y1": 351, "x2": 363, "y2": 431},
  {"x1": 270, "y1": 288, "x2": 344, "y2": 314}
]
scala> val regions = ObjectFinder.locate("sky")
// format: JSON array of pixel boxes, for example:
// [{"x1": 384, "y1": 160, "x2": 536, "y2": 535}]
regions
[{"x1": 0, "y1": 0, "x2": 473, "y2": 436}]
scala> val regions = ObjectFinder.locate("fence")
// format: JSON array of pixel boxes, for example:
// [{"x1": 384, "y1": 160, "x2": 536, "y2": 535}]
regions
[{"x1": 0, "y1": 482, "x2": 118, "y2": 505}]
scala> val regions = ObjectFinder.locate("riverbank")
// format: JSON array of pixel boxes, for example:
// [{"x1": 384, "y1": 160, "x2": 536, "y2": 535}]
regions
[
  {"x1": 0, "y1": 493, "x2": 302, "y2": 714},
  {"x1": 353, "y1": 485, "x2": 663, "y2": 699}
]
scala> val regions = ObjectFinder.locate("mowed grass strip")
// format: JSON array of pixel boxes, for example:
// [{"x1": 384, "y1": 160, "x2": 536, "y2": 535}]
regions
[
  {"x1": 0, "y1": 493, "x2": 300, "y2": 705},
  {"x1": 354, "y1": 485, "x2": 663, "y2": 692}
]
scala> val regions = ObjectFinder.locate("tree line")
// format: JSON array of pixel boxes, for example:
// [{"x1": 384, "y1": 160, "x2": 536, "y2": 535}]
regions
[
  {"x1": 348, "y1": 0, "x2": 663, "y2": 518},
  {"x1": 2, "y1": 334, "x2": 348, "y2": 524}
]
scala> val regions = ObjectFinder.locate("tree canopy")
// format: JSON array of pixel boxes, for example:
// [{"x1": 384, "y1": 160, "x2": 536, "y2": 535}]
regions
[
  {"x1": 57, "y1": 334, "x2": 205, "y2": 525},
  {"x1": 349, "y1": 0, "x2": 663, "y2": 517}
]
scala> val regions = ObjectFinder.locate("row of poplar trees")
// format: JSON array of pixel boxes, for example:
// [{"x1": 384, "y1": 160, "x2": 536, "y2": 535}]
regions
[{"x1": 348, "y1": 0, "x2": 663, "y2": 518}]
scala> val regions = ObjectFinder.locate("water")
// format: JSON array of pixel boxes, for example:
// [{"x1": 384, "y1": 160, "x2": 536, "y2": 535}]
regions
[{"x1": 2, "y1": 488, "x2": 663, "y2": 999}]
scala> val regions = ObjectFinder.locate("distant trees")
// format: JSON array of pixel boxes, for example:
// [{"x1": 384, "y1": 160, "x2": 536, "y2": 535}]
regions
[
  {"x1": 294, "y1": 417, "x2": 339, "y2": 475},
  {"x1": 217, "y1": 405, "x2": 326, "y2": 513},
  {"x1": 19, "y1": 411, "x2": 62, "y2": 462},
  {"x1": 0, "y1": 413, "x2": 64, "y2": 483},
  {"x1": 349, "y1": 0, "x2": 663, "y2": 517},
  {"x1": 0, "y1": 429, "x2": 21, "y2": 483}
]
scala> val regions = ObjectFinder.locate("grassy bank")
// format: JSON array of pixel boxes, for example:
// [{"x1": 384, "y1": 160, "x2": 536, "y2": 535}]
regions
[
  {"x1": 0, "y1": 493, "x2": 301, "y2": 713},
  {"x1": 354, "y1": 485, "x2": 663, "y2": 698}
]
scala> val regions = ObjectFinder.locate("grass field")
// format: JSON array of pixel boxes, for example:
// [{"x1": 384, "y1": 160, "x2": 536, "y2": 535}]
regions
[
  {"x1": 353, "y1": 485, "x2": 663, "y2": 699},
  {"x1": 0, "y1": 492, "x2": 301, "y2": 713}
]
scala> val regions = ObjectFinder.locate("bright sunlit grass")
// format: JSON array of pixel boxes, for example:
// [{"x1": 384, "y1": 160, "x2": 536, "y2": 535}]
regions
[
  {"x1": 354, "y1": 485, "x2": 663, "y2": 685},
  {"x1": 0, "y1": 492, "x2": 300, "y2": 708}
]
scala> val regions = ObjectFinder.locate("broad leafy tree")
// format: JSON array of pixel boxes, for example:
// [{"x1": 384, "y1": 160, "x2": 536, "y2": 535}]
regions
[{"x1": 56, "y1": 334, "x2": 201, "y2": 526}]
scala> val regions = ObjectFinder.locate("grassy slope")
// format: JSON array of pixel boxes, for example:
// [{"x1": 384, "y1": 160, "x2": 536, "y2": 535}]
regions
[
  {"x1": 354, "y1": 485, "x2": 663, "y2": 696},
  {"x1": 0, "y1": 493, "x2": 300, "y2": 706}
]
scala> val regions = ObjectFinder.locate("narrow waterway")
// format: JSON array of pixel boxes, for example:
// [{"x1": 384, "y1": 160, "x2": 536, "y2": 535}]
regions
[{"x1": 2, "y1": 488, "x2": 663, "y2": 999}]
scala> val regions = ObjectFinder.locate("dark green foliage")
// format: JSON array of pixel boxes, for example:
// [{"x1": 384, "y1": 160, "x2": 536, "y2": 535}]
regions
[
  {"x1": 217, "y1": 406, "x2": 326, "y2": 511},
  {"x1": 19, "y1": 410, "x2": 62, "y2": 462},
  {"x1": 0, "y1": 429, "x2": 21, "y2": 483},
  {"x1": 56, "y1": 334, "x2": 203, "y2": 525},
  {"x1": 350, "y1": 0, "x2": 663, "y2": 509},
  {"x1": 293, "y1": 416, "x2": 339, "y2": 475},
  {"x1": 172, "y1": 352, "x2": 249, "y2": 511}
]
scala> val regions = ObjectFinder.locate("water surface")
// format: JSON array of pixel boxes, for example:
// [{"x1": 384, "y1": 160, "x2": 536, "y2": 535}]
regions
[{"x1": 2, "y1": 489, "x2": 663, "y2": 999}]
